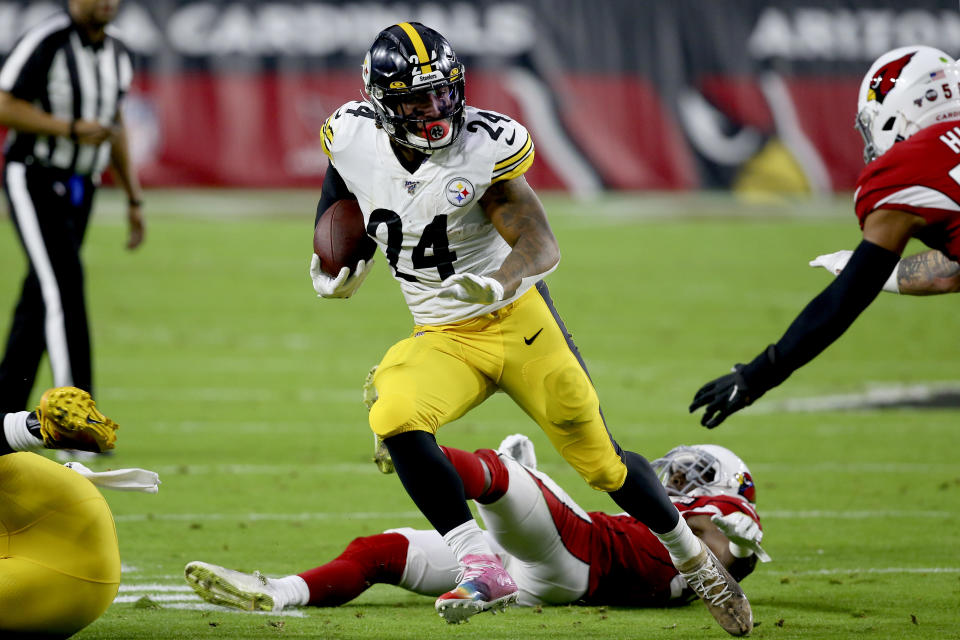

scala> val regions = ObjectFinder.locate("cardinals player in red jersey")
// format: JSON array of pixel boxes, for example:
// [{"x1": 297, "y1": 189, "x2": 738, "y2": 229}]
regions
[
  {"x1": 691, "y1": 45, "x2": 960, "y2": 429},
  {"x1": 184, "y1": 435, "x2": 767, "y2": 612}
]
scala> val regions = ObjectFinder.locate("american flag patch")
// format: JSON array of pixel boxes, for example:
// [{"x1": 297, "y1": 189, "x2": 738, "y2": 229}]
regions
[{"x1": 930, "y1": 69, "x2": 946, "y2": 80}]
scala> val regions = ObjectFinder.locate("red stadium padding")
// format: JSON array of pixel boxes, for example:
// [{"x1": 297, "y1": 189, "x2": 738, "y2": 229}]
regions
[{"x1": 1, "y1": 72, "x2": 867, "y2": 191}]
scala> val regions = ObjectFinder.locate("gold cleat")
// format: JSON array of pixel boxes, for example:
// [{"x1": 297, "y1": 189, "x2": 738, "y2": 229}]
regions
[
  {"x1": 373, "y1": 434, "x2": 394, "y2": 474},
  {"x1": 677, "y1": 541, "x2": 753, "y2": 636},
  {"x1": 35, "y1": 387, "x2": 118, "y2": 452}
]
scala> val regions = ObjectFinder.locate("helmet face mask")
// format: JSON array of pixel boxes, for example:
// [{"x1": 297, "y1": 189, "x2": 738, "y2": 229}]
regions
[
  {"x1": 362, "y1": 23, "x2": 466, "y2": 154},
  {"x1": 652, "y1": 444, "x2": 756, "y2": 504},
  {"x1": 856, "y1": 46, "x2": 960, "y2": 163},
  {"x1": 381, "y1": 83, "x2": 463, "y2": 148}
]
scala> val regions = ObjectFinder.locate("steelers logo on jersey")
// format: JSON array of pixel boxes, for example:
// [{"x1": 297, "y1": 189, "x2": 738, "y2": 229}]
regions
[{"x1": 445, "y1": 177, "x2": 475, "y2": 207}]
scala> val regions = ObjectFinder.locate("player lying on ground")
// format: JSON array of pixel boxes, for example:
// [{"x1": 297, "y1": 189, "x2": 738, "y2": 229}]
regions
[
  {"x1": 0, "y1": 387, "x2": 120, "y2": 637},
  {"x1": 312, "y1": 21, "x2": 751, "y2": 634},
  {"x1": 692, "y1": 45, "x2": 960, "y2": 428},
  {"x1": 185, "y1": 435, "x2": 768, "y2": 613}
]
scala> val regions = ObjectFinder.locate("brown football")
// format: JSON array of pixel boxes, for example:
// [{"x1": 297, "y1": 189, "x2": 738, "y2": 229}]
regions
[{"x1": 313, "y1": 199, "x2": 376, "y2": 276}]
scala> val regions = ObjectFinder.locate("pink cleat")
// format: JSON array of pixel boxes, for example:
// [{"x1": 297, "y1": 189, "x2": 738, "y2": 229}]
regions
[{"x1": 435, "y1": 554, "x2": 519, "y2": 624}]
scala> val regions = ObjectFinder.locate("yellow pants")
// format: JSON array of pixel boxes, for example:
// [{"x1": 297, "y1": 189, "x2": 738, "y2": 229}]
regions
[
  {"x1": 370, "y1": 284, "x2": 627, "y2": 491},
  {"x1": 0, "y1": 452, "x2": 120, "y2": 637}
]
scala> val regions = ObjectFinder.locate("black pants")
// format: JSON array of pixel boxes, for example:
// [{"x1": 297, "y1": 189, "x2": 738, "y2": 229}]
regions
[{"x1": 0, "y1": 161, "x2": 95, "y2": 412}]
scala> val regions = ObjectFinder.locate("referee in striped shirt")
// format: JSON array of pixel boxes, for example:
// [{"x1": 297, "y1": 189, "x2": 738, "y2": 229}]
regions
[{"x1": 0, "y1": 0, "x2": 144, "y2": 413}]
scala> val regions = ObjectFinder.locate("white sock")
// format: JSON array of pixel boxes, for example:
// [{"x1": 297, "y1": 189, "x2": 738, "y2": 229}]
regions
[
  {"x1": 3, "y1": 411, "x2": 43, "y2": 451},
  {"x1": 442, "y1": 520, "x2": 494, "y2": 562},
  {"x1": 655, "y1": 516, "x2": 703, "y2": 565},
  {"x1": 268, "y1": 575, "x2": 310, "y2": 608}
]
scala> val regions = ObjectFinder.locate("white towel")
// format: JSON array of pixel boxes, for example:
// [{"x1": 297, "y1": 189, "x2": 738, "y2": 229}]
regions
[{"x1": 64, "y1": 461, "x2": 161, "y2": 494}]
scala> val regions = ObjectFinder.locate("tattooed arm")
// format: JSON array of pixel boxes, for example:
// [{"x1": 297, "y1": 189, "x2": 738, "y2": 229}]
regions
[
  {"x1": 811, "y1": 247, "x2": 960, "y2": 295},
  {"x1": 479, "y1": 176, "x2": 560, "y2": 297},
  {"x1": 897, "y1": 249, "x2": 960, "y2": 295}
]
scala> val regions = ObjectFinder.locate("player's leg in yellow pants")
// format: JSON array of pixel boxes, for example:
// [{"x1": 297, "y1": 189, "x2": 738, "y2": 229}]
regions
[
  {"x1": 369, "y1": 322, "x2": 498, "y2": 437},
  {"x1": 0, "y1": 452, "x2": 121, "y2": 638},
  {"x1": 495, "y1": 283, "x2": 627, "y2": 492},
  {"x1": 369, "y1": 283, "x2": 626, "y2": 493}
]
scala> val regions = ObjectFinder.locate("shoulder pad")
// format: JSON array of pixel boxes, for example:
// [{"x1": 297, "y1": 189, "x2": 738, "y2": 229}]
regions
[
  {"x1": 320, "y1": 101, "x2": 378, "y2": 161},
  {"x1": 464, "y1": 108, "x2": 535, "y2": 183}
]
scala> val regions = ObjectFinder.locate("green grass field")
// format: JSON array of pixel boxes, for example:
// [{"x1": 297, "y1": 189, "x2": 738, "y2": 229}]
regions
[{"x1": 1, "y1": 191, "x2": 958, "y2": 639}]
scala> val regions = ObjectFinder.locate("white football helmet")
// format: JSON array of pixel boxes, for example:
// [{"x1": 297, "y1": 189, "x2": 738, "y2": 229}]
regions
[
  {"x1": 856, "y1": 45, "x2": 960, "y2": 163},
  {"x1": 651, "y1": 444, "x2": 756, "y2": 504}
]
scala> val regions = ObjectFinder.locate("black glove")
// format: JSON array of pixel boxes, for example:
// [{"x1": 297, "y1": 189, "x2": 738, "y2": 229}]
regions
[{"x1": 690, "y1": 345, "x2": 784, "y2": 428}]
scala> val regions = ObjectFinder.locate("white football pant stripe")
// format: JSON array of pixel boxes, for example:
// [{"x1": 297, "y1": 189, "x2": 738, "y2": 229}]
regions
[
  {"x1": 477, "y1": 455, "x2": 590, "y2": 606},
  {"x1": 388, "y1": 455, "x2": 590, "y2": 606},
  {"x1": 5, "y1": 162, "x2": 74, "y2": 387}
]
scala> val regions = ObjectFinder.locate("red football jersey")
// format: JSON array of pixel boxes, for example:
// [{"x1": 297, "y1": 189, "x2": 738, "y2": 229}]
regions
[
  {"x1": 525, "y1": 462, "x2": 762, "y2": 608},
  {"x1": 855, "y1": 120, "x2": 960, "y2": 261},
  {"x1": 579, "y1": 496, "x2": 761, "y2": 607}
]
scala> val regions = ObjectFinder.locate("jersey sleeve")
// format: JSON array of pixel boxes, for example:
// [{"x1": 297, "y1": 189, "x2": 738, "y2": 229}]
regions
[
  {"x1": 490, "y1": 117, "x2": 535, "y2": 183},
  {"x1": 319, "y1": 101, "x2": 373, "y2": 165},
  {"x1": 674, "y1": 495, "x2": 762, "y2": 528},
  {"x1": 319, "y1": 111, "x2": 336, "y2": 161},
  {"x1": 854, "y1": 134, "x2": 960, "y2": 226},
  {"x1": 0, "y1": 16, "x2": 69, "y2": 101}
]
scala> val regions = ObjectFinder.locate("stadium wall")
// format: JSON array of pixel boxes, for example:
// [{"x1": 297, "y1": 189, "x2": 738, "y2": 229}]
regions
[{"x1": 1, "y1": 0, "x2": 959, "y2": 194}]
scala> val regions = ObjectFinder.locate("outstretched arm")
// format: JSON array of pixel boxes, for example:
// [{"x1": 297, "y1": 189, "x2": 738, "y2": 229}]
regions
[
  {"x1": 691, "y1": 208, "x2": 924, "y2": 428},
  {"x1": 897, "y1": 249, "x2": 960, "y2": 294},
  {"x1": 811, "y1": 248, "x2": 960, "y2": 295}
]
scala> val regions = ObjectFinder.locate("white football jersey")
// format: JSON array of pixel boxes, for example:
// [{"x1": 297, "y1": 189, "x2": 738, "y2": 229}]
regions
[{"x1": 320, "y1": 101, "x2": 537, "y2": 325}]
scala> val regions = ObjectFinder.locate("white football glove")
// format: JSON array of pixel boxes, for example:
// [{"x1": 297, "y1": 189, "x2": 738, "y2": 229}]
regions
[
  {"x1": 309, "y1": 254, "x2": 374, "y2": 299},
  {"x1": 436, "y1": 273, "x2": 504, "y2": 304},
  {"x1": 711, "y1": 512, "x2": 771, "y2": 563},
  {"x1": 497, "y1": 433, "x2": 537, "y2": 469},
  {"x1": 809, "y1": 249, "x2": 899, "y2": 293},
  {"x1": 808, "y1": 250, "x2": 853, "y2": 276}
]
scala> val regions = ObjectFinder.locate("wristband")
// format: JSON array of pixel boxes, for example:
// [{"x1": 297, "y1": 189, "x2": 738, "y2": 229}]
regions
[
  {"x1": 128, "y1": 198, "x2": 143, "y2": 208},
  {"x1": 3, "y1": 411, "x2": 43, "y2": 451},
  {"x1": 882, "y1": 262, "x2": 900, "y2": 293}
]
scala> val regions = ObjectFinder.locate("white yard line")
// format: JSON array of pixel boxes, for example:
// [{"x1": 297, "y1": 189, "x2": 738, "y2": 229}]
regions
[
  {"x1": 146, "y1": 463, "x2": 383, "y2": 475},
  {"x1": 114, "y1": 510, "x2": 423, "y2": 522},
  {"x1": 115, "y1": 594, "x2": 198, "y2": 602},
  {"x1": 113, "y1": 509, "x2": 951, "y2": 523},
  {"x1": 763, "y1": 510, "x2": 954, "y2": 519},
  {"x1": 118, "y1": 567, "x2": 958, "y2": 615},
  {"x1": 105, "y1": 461, "x2": 956, "y2": 477},
  {"x1": 790, "y1": 567, "x2": 960, "y2": 576},
  {"x1": 156, "y1": 602, "x2": 306, "y2": 617},
  {"x1": 114, "y1": 583, "x2": 306, "y2": 616},
  {"x1": 119, "y1": 584, "x2": 194, "y2": 592},
  {"x1": 759, "y1": 382, "x2": 960, "y2": 413},
  {"x1": 749, "y1": 462, "x2": 959, "y2": 473}
]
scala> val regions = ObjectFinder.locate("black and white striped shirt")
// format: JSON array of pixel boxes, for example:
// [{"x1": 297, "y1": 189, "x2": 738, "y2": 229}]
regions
[{"x1": 0, "y1": 11, "x2": 132, "y2": 177}]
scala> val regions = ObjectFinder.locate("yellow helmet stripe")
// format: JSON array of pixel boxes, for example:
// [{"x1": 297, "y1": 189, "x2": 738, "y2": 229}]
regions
[{"x1": 397, "y1": 22, "x2": 432, "y2": 75}]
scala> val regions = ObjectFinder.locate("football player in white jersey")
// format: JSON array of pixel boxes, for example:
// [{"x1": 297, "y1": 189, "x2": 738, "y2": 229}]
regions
[{"x1": 308, "y1": 22, "x2": 750, "y2": 635}]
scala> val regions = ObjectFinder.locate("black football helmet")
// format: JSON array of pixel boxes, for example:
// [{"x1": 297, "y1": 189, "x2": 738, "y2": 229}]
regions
[{"x1": 362, "y1": 22, "x2": 466, "y2": 153}]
